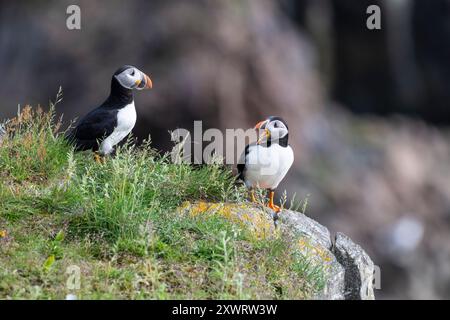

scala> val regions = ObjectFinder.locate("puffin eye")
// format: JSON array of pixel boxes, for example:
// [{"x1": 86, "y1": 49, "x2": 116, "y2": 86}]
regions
[
  {"x1": 130, "y1": 70, "x2": 135, "y2": 76},
  {"x1": 273, "y1": 122, "x2": 279, "y2": 128}
]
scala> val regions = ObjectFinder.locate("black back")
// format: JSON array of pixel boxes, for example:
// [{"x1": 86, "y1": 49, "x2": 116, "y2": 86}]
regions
[{"x1": 67, "y1": 66, "x2": 134, "y2": 151}]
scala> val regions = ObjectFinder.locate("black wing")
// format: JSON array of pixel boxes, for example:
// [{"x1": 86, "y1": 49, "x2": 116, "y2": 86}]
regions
[
  {"x1": 237, "y1": 144, "x2": 252, "y2": 181},
  {"x1": 67, "y1": 108, "x2": 118, "y2": 151}
]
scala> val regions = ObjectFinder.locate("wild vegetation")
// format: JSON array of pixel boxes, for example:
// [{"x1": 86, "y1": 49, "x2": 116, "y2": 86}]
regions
[{"x1": 0, "y1": 94, "x2": 325, "y2": 299}]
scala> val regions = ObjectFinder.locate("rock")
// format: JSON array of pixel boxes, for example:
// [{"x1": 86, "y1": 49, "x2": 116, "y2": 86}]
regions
[
  {"x1": 0, "y1": 123, "x2": 5, "y2": 143},
  {"x1": 317, "y1": 261, "x2": 345, "y2": 300},
  {"x1": 281, "y1": 211, "x2": 375, "y2": 300},
  {"x1": 280, "y1": 210, "x2": 345, "y2": 300},
  {"x1": 177, "y1": 201, "x2": 276, "y2": 240},
  {"x1": 332, "y1": 232, "x2": 375, "y2": 300},
  {"x1": 281, "y1": 209, "x2": 332, "y2": 250},
  {"x1": 177, "y1": 202, "x2": 375, "y2": 300}
]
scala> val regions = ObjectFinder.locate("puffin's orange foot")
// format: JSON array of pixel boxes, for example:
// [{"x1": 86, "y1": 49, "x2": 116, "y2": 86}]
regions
[
  {"x1": 268, "y1": 203, "x2": 281, "y2": 213},
  {"x1": 267, "y1": 190, "x2": 282, "y2": 213},
  {"x1": 94, "y1": 153, "x2": 105, "y2": 164}
]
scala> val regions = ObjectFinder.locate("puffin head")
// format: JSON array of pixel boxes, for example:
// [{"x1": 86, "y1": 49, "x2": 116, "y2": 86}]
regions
[
  {"x1": 112, "y1": 65, "x2": 153, "y2": 90},
  {"x1": 254, "y1": 116, "x2": 289, "y2": 145}
]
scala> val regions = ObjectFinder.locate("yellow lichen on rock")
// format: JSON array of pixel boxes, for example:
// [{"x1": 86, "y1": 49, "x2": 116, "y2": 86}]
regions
[
  {"x1": 177, "y1": 201, "x2": 275, "y2": 240},
  {"x1": 298, "y1": 237, "x2": 334, "y2": 269}
]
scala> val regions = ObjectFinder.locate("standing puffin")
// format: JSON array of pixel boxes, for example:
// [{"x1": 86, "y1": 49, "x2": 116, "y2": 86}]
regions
[
  {"x1": 237, "y1": 116, "x2": 294, "y2": 213},
  {"x1": 67, "y1": 65, "x2": 152, "y2": 161}
]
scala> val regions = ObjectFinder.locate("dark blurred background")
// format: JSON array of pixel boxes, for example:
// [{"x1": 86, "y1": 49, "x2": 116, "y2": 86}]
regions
[{"x1": 1, "y1": 0, "x2": 450, "y2": 299}]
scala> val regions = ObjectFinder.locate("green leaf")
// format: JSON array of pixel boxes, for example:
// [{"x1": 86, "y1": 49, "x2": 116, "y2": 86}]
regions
[
  {"x1": 43, "y1": 255, "x2": 55, "y2": 271},
  {"x1": 54, "y1": 230, "x2": 65, "y2": 242}
]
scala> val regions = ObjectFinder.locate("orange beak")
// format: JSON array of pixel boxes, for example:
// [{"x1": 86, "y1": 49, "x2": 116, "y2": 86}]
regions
[
  {"x1": 254, "y1": 120, "x2": 266, "y2": 129},
  {"x1": 136, "y1": 73, "x2": 153, "y2": 89},
  {"x1": 143, "y1": 73, "x2": 153, "y2": 89},
  {"x1": 254, "y1": 120, "x2": 269, "y2": 144}
]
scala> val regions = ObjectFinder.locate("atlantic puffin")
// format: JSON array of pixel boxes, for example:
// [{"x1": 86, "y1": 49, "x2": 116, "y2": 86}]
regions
[
  {"x1": 237, "y1": 116, "x2": 294, "y2": 213},
  {"x1": 67, "y1": 65, "x2": 152, "y2": 162}
]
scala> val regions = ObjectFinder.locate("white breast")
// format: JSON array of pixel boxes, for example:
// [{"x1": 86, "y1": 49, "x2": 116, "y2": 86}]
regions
[
  {"x1": 100, "y1": 102, "x2": 137, "y2": 155},
  {"x1": 244, "y1": 144, "x2": 294, "y2": 190}
]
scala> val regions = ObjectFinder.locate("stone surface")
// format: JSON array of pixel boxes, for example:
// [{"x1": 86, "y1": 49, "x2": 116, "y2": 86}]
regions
[
  {"x1": 178, "y1": 202, "x2": 375, "y2": 300},
  {"x1": 279, "y1": 209, "x2": 345, "y2": 300},
  {"x1": 177, "y1": 201, "x2": 276, "y2": 240},
  {"x1": 281, "y1": 209, "x2": 332, "y2": 251},
  {"x1": 333, "y1": 232, "x2": 375, "y2": 300},
  {"x1": 0, "y1": 123, "x2": 5, "y2": 143}
]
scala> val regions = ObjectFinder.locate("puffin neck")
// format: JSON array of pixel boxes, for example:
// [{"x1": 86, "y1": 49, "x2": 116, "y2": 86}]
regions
[
  {"x1": 268, "y1": 134, "x2": 289, "y2": 147},
  {"x1": 106, "y1": 78, "x2": 134, "y2": 106}
]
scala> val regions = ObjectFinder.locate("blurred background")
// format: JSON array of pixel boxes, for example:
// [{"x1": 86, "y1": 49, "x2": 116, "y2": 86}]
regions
[{"x1": 1, "y1": 0, "x2": 450, "y2": 299}]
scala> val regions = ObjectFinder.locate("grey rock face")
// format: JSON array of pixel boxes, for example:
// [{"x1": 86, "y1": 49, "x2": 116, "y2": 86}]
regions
[
  {"x1": 332, "y1": 232, "x2": 375, "y2": 300},
  {"x1": 0, "y1": 123, "x2": 5, "y2": 142},
  {"x1": 281, "y1": 209, "x2": 332, "y2": 249},
  {"x1": 316, "y1": 257, "x2": 346, "y2": 300},
  {"x1": 179, "y1": 203, "x2": 376, "y2": 300},
  {"x1": 280, "y1": 210, "x2": 375, "y2": 300},
  {"x1": 280, "y1": 210, "x2": 344, "y2": 300}
]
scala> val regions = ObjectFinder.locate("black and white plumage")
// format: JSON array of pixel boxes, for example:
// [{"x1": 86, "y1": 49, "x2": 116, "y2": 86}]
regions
[
  {"x1": 238, "y1": 116, "x2": 294, "y2": 213},
  {"x1": 67, "y1": 65, "x2": 152, "y2": 158}
]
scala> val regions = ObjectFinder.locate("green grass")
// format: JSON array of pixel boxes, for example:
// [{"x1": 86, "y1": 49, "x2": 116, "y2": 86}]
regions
[{"x1": 0, "y1": 99, "x2": 326, "y2": 299}]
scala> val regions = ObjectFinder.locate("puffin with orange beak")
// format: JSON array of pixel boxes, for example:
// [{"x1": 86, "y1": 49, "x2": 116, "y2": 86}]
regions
[
  {"x1": 237, "y1": 116, "x2": 294, "y2": 214},
  {"x1": 67, "y1": 65, "x2": 152, "y2": 162}
]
